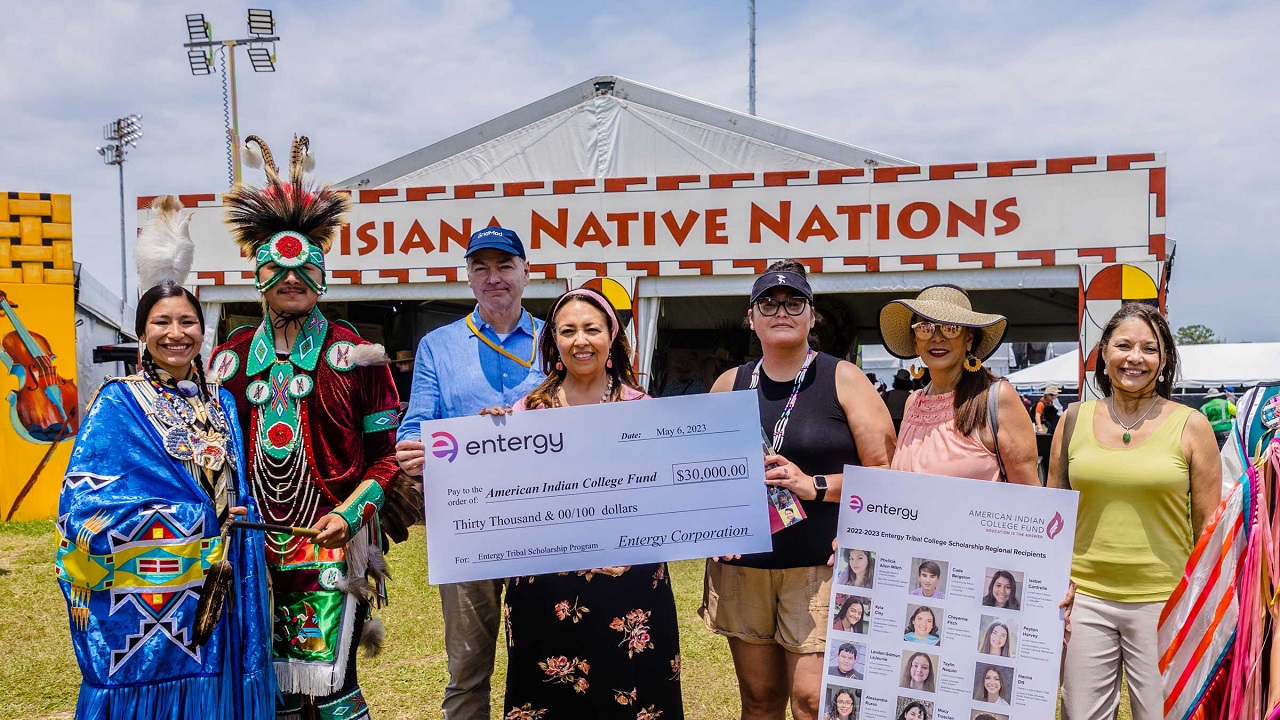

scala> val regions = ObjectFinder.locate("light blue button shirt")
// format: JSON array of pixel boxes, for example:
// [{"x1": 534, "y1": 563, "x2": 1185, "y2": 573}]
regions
[{"x1": 397, "y1": 306, "x2": 546, "y2": 441}]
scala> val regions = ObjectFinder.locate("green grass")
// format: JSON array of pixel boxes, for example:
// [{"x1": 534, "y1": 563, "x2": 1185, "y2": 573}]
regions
[{"x1": 0, "y1": 523, "x2": 1129, "y2": 718}]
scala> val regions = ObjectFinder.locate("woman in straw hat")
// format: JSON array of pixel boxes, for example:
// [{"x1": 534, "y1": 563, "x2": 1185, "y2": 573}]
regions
[
  {"x1": 878, "y1": 284, "x2": 1039, "y2": 485},
  {"x1": 701, "y1": 260, "x2": 894, "y2": 719}
]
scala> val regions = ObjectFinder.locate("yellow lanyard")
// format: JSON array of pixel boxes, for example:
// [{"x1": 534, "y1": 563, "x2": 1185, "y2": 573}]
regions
[{"x1": 466, "y1": 312, "x2": 536, "y2": 368}]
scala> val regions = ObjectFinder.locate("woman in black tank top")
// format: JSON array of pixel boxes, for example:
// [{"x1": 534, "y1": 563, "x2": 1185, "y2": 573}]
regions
[{"x1": 698, "y1": 261, "x2": 895, "y2": 719}]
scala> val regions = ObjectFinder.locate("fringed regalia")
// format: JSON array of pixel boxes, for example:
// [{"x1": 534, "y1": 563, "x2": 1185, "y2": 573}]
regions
[
  {"x1": 211, "y1": 134, "x2": 407, "y2": 719},
  {"x1": 55, "y1": 378, "x2": 274, "y2": 720},
  {"x1": 1160, "y1": 382, "x2": 1280, "y2": 719}
]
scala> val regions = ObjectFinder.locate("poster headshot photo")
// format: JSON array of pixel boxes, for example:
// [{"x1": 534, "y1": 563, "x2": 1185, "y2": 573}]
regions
[
  {"x1": 826, "y1": 641, "x2": 867, "y2": 680},
  {"x1": 836, "y1": 548, "x2": 877, "y2": 589},
  {"x1": 908, "y1": 558, "x2": 949, "y2": 600},
  {"x1": 832, "y1": 593, "x2": 871, "y2": 635},
  {"x1": 976, "y1": 616, "x2": 1019, "y2": 659},
  {"x1": 894, "y1": 696, "x2": 935, "y2": 720},
  {"x1": 970, "y1": 711, "x2": 1010, "y2": 720},
  {"x1": 971, "y1": 662, "x2": 1014, "y2": 706},
  {"x1": 902, "y1": 604, "x2": 943, "y2": 646},
  {"x1": 822, "y1": 685, "x2": 861, "y2": 720},
  {"x1": 898, "y1": 651, "x2": 938, "y2": 693},
  {"x1": 981, "y1": 568, "x2": 1024, "y2": 611}
]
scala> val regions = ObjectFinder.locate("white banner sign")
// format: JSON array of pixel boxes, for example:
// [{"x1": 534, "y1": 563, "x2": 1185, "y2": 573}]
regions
[
  {"x1": 158, "y1": 158, "x2": 1161, "y2": 278},
  {"x1": 820, "y1": 467, "x2": 1079, "y2": 720},
  {"x1": 419, "y1": 391, "x2": 772, "y2": 585}
]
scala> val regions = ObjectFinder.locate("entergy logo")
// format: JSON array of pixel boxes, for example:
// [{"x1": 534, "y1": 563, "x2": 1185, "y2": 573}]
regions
[
  {"x1": 848, "y1": 495, "x2": 864, "y2": 513},
  {"x1": 431, "y1": 431, "x2": 459, "y2": 463}
]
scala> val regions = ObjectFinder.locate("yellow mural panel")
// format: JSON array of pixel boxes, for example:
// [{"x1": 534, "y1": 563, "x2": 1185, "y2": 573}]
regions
[{"x1": 0, "y1": 190, "x2": 79, "y2": 521}]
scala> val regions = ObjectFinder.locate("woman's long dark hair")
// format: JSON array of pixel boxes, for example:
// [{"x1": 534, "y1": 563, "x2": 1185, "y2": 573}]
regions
[
  {"x1": 836, "y1": 595, "x2": 867, "y2": 632},
  {"x1": 904, "y1": 606, "x2": 940, "y2": 639},
  {"x1": 972, "y1": 664, "x2": 1012, "y2": 704},
  {"x1": 824, "y1": 687, "x2": 858, "y2": 720},
  {"x1": 982, "y1": 570, "x2": 1021, "y2": 610},
  {"x1": 524, "y1": 291, "x2": 642, "y2": 410},
  {"x1": 896, "y1": 700, "x2": 930, "y2": 720},
  {"x1": 136, "y1": 283, "x2": 209, "y2": 395},
  {"x1": 980, "y1": 621, "x2": 1011, "y2": 657},
  {"x1": 1093, "y1": 302, "x2": 1178, "y2": 399}
]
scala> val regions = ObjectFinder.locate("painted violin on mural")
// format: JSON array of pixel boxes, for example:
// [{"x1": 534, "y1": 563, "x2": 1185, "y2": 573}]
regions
[{"x1": 0, "y1": 289, "x2": 79, "y2": 443}]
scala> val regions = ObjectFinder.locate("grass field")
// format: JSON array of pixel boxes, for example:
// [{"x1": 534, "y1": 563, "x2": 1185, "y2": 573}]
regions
[{"x1": 0, "y1": 521, "x2": 1128, "y2": 719}]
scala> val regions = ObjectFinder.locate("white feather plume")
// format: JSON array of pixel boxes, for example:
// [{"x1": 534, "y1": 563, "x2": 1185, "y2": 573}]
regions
[
  {"x1": 135, "y1": 195, "x2": 195, "y2": 291},
  {"x1": 243, "y1": 141, "x2": 264, "y2": 169},
  {"x1": 302, "y1": 147, "x2": 315, "y2": 173}
]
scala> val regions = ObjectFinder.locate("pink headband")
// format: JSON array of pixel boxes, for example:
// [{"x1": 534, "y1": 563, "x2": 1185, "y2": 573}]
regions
[{"x1": 552, "y1": 288, "x2": 621, "y2": 341}]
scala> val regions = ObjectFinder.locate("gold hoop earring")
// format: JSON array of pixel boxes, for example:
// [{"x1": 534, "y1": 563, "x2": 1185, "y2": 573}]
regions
[
  {"x1": 909, "y1": 365, "x2": 925, "y2": 379},
  {"x1": 963, "y1": 354, "x2": 982, "y2": 372}
]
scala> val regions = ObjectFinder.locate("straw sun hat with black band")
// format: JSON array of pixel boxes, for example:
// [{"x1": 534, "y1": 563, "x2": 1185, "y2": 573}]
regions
[{"x1": 879, "y1": 284, "x2": 1008, "y2": 361}]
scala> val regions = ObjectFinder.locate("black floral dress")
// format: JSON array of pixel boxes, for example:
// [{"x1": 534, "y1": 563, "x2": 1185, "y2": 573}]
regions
[
  {"x1": 502, "y1": 563, "x2": 684, "y2": 719},
  {"x1": 502, "y1": 389, "x2": 683, "y2": 719}
]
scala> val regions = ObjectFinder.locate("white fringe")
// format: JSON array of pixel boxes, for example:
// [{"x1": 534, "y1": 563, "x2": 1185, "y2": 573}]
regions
[
  {"x1": 349, "y1": 343, "x2": 389, "y2": 367},
  {"x1": 273, "y1": 593, "x2": 356, "y2": 696}
]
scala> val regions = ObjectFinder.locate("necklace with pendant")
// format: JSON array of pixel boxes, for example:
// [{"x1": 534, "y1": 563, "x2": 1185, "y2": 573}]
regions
[
  {"x1": 555, "y1": 376, "x2": 614, "y2": 407},
  {"x1": 1111, "y1": 396, "x2": 1159, "y2": 443}
]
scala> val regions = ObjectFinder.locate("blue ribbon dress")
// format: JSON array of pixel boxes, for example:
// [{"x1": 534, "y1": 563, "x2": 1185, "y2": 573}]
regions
[{"x1": 54, "y1": 379, "x2": 275, "y2": 720}]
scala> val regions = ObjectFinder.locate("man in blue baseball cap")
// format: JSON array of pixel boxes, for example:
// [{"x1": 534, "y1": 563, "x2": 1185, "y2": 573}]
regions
[{"x1": 395, "y1": 226, "x2": 544, "y2": 719}]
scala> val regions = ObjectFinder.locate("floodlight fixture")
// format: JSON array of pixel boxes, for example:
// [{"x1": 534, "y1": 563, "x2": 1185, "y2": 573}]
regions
[
  {"x1": 96, "y1": 113, "x2": 143, "y2": 311},
  {"x1": 247, "y1": 45, "x2": 275, "y2": 72},
  {"x1": 247, "y1": 8, "x2": 274, "y2": 37},
  {"x1": 186, "y1": 13, "x2": 211, "y2": 43},
  {"x1": 188, "y1": 49, "x2": 213, "y2": 75}
]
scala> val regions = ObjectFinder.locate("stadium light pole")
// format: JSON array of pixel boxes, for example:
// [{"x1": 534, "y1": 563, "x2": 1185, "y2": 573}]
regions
[
  {"x1": 96, "y1": 114, "x2": 142, "y2": 310},
  {"x1": 183, "y1": 9, "x2": 280, "y2": 186}
]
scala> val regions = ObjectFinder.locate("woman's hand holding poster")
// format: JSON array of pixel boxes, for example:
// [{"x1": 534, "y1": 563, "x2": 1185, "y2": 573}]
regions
[{"x1": 821, "y1": 467, "x2": 1078, "y2": 720}]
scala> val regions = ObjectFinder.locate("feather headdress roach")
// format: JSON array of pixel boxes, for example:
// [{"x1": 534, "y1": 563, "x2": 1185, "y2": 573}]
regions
[
  {"x1": 224, "y1": 134, "x2": 348, "y2": 258},
  {"x1": 135, "y1": 195, "x2": 195, "y2": 290}
]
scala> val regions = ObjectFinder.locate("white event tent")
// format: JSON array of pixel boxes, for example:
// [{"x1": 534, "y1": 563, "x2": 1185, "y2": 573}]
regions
[{"x1": 1005, "y1": 343, "x2": 1280, "y2": 391}]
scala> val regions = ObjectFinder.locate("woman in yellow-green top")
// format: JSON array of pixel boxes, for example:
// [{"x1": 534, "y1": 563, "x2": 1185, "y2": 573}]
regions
[{"x1": 1048, "y1": 303, "x2": 1220, "y2": 720}]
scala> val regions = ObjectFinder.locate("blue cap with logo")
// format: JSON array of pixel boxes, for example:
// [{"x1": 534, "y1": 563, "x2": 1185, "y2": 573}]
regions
[{"x1": 464, "y1": 226, "x2": 526, "y2": 259}]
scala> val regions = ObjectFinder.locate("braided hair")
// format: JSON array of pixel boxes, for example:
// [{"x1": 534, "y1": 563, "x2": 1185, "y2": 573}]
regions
[{"x1": 136, "y1": 283, "x2": 208, "y2": 399}]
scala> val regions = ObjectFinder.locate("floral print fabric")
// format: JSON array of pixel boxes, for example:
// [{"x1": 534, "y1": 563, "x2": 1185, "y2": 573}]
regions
[{"x1": 503, "y1": 564, "x2": 684, "y2": 719}]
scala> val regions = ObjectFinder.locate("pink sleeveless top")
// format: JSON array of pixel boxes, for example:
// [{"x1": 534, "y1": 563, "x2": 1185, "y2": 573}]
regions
[{"x1": 890, "y1": 390, "x2": 1001, "y2": 481}]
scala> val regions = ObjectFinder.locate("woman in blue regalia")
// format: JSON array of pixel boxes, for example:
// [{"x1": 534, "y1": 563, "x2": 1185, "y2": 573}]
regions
[{"x1": 54, "y1": 196, "x2": 274, "y2": 719}]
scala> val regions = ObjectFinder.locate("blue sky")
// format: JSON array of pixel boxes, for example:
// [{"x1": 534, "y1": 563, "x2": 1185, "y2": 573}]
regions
[{"x1": 2, "y1": 0, "x2": 1276, "y2": 340}]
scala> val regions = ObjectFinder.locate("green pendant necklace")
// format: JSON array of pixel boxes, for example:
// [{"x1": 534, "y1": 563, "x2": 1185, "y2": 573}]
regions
[{"x1": 1111, "y1": 396, "x2": 1158, "y2": 443}]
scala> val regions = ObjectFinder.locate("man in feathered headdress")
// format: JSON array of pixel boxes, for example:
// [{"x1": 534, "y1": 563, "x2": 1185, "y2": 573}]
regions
[{"x1": 210, "y1": 135, "x2": 403, "y2": 720}]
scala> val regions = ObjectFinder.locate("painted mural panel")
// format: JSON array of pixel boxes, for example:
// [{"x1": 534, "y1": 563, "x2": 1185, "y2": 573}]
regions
[{"x1": 0, "y1": 191, "x2": 79, "y2": 520}]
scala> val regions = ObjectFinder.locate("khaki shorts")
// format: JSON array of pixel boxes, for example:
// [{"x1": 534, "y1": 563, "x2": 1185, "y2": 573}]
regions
[{"x1": 699, "y1": 560, "x2": 832, "y2": 654}]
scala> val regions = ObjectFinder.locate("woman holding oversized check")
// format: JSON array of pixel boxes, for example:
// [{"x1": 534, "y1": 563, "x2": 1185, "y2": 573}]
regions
[
  {"x1": 700, "y1": 261, "x2": 895, "y2": 720},
  {"x1": 495, "y1": 288, "x2": 684, "y2": 719}
]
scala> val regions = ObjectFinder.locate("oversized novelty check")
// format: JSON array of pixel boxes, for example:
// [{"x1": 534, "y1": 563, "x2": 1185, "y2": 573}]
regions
[{"x1": 420, "y1": 390, "x2": 773, "y2": 584}]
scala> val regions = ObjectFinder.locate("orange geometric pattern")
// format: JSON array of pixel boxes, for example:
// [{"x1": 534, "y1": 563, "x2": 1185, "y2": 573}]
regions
[{"x1": 0, "y1": 192, "x2": 74, "y2": 285}]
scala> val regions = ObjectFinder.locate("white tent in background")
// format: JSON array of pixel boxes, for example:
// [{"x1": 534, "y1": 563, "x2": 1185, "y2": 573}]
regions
[{"x1": 1005, "y1": 343, "x2": 1280, "y2": 391}]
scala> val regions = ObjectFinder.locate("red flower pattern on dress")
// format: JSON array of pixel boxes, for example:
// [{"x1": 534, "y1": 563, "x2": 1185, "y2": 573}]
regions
[
  {"x1": 652, "y1": 563, "x2": 666, "y2": 588},
  {"x1": 504, "y1": 602, "x2": 514, "y2": 648},
  {"x1": 554, "y1": 596, "x2": 589, "y2": 623},
  {"x1": 267, "y1": 422, "x2": 293, "y2": 446},
  {"x1": 504, "y1": 703, "x2": 547, "y2": 720},
  {"x1": 613, "y1": 688, "x2": 638, "y2": 705},
  {"x1": 610, "y1": 609, "x2": 655, "y2": 657},
  {"x1": 636, "y1": 706, "x2": 664, "y2": 719},
  {"x1": 538, "y1": 656, "x2": 590, "y2": 691},
  {"x1": 669, "y1": 653, "x2": 682, "y2": 680}
]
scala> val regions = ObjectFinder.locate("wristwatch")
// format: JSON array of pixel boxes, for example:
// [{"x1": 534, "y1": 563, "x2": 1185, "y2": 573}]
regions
[{"x1": 812, "y1": 474, "x2": 829, "y2": 502}]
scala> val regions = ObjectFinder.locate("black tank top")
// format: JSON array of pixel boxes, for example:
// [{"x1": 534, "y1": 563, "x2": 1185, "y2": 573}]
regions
[{"x1": 727, "y1": 352, "x2": 861, "y2": 569}]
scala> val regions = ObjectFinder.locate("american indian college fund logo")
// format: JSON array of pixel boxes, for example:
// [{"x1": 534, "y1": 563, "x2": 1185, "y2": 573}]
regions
[
  {"x1": 431, "y1": 431, "x2": 459, "y2": 463},
  {"x1": 1045, "y1": 511, "x2": 1066, "y2": 539},
  {"x1": 848, "y1": 495, "x2": 864, "y2": 512}
]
